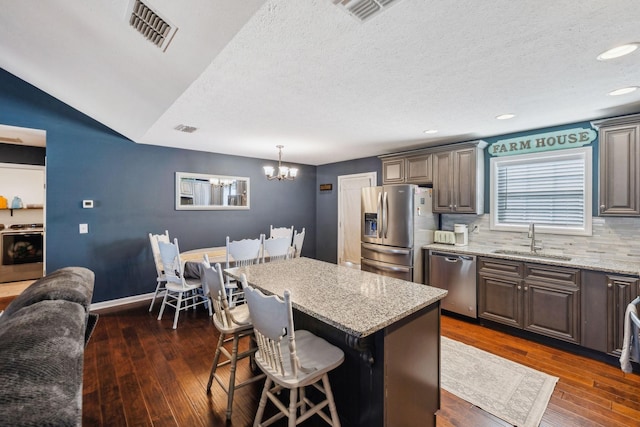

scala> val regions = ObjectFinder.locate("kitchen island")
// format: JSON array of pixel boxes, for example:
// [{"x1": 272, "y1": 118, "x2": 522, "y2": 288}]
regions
[{"x1": 225, "y1": 257, "x2": 448, "y2": 427}]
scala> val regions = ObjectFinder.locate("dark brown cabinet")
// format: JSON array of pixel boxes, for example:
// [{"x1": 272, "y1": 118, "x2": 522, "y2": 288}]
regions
[
  {"x1": 432, "y1": 141, "x2": 486, "y2": 214},
  {"x1": 478, "y1": 257, "x2": 581, "y2": 344},
  {"x1": 381, "y1": 153, "x2": 432, "y2": 185},
  {"x1": 581, "y1": 270, "x2": 639, "y2": 355},
  {"x1": 592, "y1": 114, "x2": 640, "y2": 216},
  {"x1": 381, "y1": 158, "x2": 405, "y2": 184},
  {"x1": 405, "y1": 154, "x2": 432, "y2": 184}
]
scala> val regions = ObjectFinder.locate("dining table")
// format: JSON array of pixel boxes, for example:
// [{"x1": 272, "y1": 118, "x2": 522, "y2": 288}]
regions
[
  {"x1": 225, "y1": 257, "x2": 448, "y2": 427},
  {"x1": 179, "y1": 246, "x2": 228, "y2": 279}
]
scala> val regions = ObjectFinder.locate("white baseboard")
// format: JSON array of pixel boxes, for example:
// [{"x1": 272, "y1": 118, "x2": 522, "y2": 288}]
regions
[{"x1": 90, "y1": 292, "x2": 154, "y2": 311}]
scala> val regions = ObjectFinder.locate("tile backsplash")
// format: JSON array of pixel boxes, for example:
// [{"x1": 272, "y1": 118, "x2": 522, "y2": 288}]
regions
[{"x1": 441, "y1": 214, "x2": 640, "y2": 263}]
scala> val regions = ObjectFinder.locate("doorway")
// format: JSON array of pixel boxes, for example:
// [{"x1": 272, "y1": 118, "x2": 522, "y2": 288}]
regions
[
  {"x1": 337, "y1": 172, "x2": 376, "y2": 267},
  {"x1": 0, "y1": 124, "x2": 47, "y2": 285}
]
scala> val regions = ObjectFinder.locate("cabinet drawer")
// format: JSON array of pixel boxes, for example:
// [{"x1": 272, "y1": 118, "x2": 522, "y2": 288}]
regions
[
  {"x1": 525, "y1": 263, "x2": 579, "y2": 287},
  {"x1": 478, "y1": 257, "x2": 523, "y2": 277}
]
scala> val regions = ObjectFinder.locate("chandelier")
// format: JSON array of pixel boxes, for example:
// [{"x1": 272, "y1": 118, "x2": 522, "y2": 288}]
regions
[{"x1": 264, "y1": 145, "x2": 298, "y2": 181}]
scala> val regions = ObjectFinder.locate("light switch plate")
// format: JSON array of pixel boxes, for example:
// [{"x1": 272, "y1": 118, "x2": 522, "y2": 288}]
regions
[{"x1": 79, "y1": 223, "x2": 88, "y2": 234}]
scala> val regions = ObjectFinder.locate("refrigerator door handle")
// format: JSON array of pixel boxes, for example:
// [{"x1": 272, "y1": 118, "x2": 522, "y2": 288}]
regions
[
  {"x1": 376, "y1": 192, "x2": 382, "y2": 238},
  {"x1": 362, "y1": 258, "x2": 411, "y2": 273},
  {"x1": 362, "y1": 243, "x2": 411, "y2": 255},
  {"x1": 383, "y1": 191, "x2": 389, "y2": 238}
]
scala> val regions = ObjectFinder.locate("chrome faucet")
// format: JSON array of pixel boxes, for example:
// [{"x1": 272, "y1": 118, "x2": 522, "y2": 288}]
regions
[{"x1": 528, "y1": 223, "x2": 542, "y2": 253}]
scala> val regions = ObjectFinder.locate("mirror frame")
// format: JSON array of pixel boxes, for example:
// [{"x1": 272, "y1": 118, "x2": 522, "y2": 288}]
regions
[{"x1": 175, "y1": 172, "x2": 250, "y2": 210}]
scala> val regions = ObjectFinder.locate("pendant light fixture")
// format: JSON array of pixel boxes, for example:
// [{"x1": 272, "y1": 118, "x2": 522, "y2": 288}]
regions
[{"x1": 264, "y1": 145, "x2": 298, "y2": 181}]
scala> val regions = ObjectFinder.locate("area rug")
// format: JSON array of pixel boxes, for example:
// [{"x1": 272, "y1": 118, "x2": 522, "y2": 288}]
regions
[{"x1": 441, "y1": 336, "x2": 558, "y2": 427}]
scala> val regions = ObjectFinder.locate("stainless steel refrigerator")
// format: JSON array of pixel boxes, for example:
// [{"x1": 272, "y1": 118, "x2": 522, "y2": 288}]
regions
[{"x1": 361, "y1": 184, "x2": 438, "y2": 283}]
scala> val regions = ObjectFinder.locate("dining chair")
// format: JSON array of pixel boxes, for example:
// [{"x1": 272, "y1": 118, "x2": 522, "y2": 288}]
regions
[
  {"x1": 157, "y1": 238, "x2": 212, "y2": 329},
  {"x1": 148, "y1": 230, "x2": 170, "y2": 312},
  {"x1": 292, "y1": 227, "x2": 305, "y2": 258},
  {"x1": 225, "y1": 235, "x2": 264, "y2": 307},
  {"x1": 262, "y1": 235, "x2": 292, "y2": 263},
  {"x1": 269, "y1": 225, "x2": 294, "y2": 244},
  {"x1": 243, "y1": 278, "x2": 344, "y2": 427},
  {"x1": 201, "y1": 255, "x2": 265, "y2": 421}
]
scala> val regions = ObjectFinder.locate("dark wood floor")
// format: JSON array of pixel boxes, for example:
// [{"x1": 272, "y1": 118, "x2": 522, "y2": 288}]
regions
[{"x1": 83, "y1": 303, "x2": 640, "y2": 426}]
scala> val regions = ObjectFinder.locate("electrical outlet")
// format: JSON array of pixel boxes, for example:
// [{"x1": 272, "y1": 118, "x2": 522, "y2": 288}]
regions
[{"x1": 472, "y1": 225, "x2": 480, "y2": 234}]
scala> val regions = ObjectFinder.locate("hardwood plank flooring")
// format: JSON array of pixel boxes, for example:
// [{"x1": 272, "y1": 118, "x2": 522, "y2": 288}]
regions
[{"x1": 83, "y1": 304, "x2": 640, "y2": 426}]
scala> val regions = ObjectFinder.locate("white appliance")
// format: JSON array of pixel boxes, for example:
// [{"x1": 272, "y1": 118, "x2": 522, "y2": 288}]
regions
[{"x1": 361, "y1": 185, "x2": 438, "y2": 283}]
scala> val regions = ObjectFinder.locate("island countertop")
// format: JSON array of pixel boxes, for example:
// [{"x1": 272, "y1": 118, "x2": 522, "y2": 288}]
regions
[{"x1": 225, "y1": 257, "x2": 447, "y2": 338}]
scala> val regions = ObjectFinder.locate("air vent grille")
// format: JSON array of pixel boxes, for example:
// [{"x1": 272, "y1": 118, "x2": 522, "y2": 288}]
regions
[
  {"x1": 174, "y1": 124, "x2": 198, "y2": 133},
  {"x1": 127, "y1": 0, "x2": 177, "y2": 51},
  {"x1": 331, "y1": 0, "x2": 404, "y2": 22}
]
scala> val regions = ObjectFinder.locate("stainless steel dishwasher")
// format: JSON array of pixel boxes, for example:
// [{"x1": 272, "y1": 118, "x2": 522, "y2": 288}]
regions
[{"x1": 428, "y1": 250, "x2": 477, "y2": 318}]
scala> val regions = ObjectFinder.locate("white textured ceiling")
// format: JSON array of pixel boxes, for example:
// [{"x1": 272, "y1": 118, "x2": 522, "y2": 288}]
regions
[{"x1": 1, "y1": 0, "x2": 639, "y2": 166}]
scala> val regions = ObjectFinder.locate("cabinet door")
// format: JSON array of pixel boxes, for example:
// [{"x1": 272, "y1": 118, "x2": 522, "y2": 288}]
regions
[
  {"x1": 607, "y1": 275, "x2": 639, "y2": 355},
  {"x1": 523, "y1": 264, "x2": 580, "y2": 344},
  {"x1": 599, "y1": 124, "x2": 640, "y2": 215},
  {"x1": 523, "y1": 280, "x2": 580, "y2": 344},
  {"x1": 406, "y1": 154, "x2": 432, "y2": 184},
  {"x1": 432, "y1": 151, "x2": 453, "y2": 213},
  {"x1": 582, "y1": 270, "x2": 639, "y2": 354},
  {"x1": 382, "y1": 159, "x2": 405, "y2": 184},
  {"x1": 452, "y1": 148, "x2": 477, "y2": 213},
  {"x1": 478, "y1": 272, "x2": 523, "y2": 328}
]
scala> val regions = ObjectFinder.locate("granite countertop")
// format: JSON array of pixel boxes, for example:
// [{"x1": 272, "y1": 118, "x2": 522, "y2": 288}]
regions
[
  {"x1": 423, "y1": 243, "x2": 640, "y2": 276},
  {"x1": 225, "y1": 257, "x2": 448, "y2": 338}
]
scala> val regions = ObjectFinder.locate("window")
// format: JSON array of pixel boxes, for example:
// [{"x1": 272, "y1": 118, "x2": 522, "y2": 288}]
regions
[{"x1": 489, "y1": 147, "x2": 592, "y2": 236}]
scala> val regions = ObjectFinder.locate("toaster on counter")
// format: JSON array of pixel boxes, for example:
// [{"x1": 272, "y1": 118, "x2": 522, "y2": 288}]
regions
[{"x1": 434, "y1": 230, "x2": 456, "y2": 245}]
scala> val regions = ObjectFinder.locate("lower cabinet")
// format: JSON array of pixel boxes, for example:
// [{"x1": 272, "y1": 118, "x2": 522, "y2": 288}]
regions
[
  {"x1": 581, "y1": 270, "x2": 639, "y2": 355},
  {"x1": 478, "y1": 257, "x2": 581, "y2": 344}
]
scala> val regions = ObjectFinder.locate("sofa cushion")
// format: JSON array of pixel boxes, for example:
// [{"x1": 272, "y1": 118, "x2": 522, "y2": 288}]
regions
[
  {"x1": 0, "y1": 299, "x2": 86, "y2": 427},
  {"x1": 2, "y1": 267, "x2": 94, "y2": 318}
]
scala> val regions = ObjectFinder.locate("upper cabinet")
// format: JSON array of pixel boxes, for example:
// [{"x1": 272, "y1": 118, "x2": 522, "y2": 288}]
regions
[
  {"x1": 432, "y1": 141, "x2": 487, "y2": 214},
  {"x1": 381, "y1": 152, "x2": 432, "y2": 185},
  {"x1": 592, "y1": 114, "x2": 640, "y2": 216},
  {"x1": 380, "y1": 141, "x2": 486, "y2": 214}
]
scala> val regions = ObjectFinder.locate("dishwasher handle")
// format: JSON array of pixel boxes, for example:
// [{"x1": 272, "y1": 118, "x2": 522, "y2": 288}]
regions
[{"x1": 430, "y1": 251, "x2": 476, "y2": 262}]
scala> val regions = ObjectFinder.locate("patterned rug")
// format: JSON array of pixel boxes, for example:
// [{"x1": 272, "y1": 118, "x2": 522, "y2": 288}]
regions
[{"x1": 441, "y1": 336, "x2": 558, "y2": 427}]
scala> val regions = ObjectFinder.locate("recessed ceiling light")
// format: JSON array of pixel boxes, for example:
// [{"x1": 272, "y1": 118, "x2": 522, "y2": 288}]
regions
[
  {"x1": 597, "y1": 43, "x2": 639, "y2": 60},
  {"x1": 608, "y1": 86, "x2": 639, "y2": 96},
  {"x1": 423, "y1": 129, "x2": 438, "y2": 134},
  {"x1": 496, "y1": 114, "x2": 515, "y2": 120}
]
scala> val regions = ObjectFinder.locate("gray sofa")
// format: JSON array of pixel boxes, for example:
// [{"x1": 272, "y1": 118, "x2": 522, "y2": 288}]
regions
[{"x1": 0, "y1": 267, "x2": 96, "y2": 427}]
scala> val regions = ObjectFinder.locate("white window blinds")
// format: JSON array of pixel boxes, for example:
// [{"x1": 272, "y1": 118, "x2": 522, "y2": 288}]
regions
[{"x1": 490, "y1": 148, "x2": 592, "y2": 235}]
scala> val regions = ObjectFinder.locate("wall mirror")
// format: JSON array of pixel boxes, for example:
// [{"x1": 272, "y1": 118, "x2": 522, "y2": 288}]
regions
[{"x1": 175, "y1": 172, "x2": 250, "y2": 210}]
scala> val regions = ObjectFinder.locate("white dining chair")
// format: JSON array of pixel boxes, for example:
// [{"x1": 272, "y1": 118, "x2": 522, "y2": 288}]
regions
[
  {"x1": 292, "y1": 227, "x2": 305, "y2": 258},
  {"x1": 243, "y1": 278, "x2": 344, "y2": 427},
  {"x1": 201, "y1": 255, "x2": 265, "y2": 421},
  {"x1": 157, "y1": 238, "x2": 212, "y2": 329},
  {"x1": 148, "y1": 230, "x2": 170, "y2": 312},
  {"x1": 262, "y1": 235, "x2": 292, "y2": 263},
  {"x1": 225, "y1": 235, "x2": 263, "y2": 307},
  {"x1": 269, "y1": 225, "x2": 294, "y2": 245}
]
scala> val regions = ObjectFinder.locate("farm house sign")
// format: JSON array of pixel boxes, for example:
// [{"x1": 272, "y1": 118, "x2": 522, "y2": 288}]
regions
[{"x1": 489, "y1": 127, "x2": 596, "y2": 156}]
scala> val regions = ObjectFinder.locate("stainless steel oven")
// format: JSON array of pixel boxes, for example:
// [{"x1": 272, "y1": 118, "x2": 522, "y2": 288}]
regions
[{"x1": 0, "y1": 224, "x2": 44, "y2": 283}]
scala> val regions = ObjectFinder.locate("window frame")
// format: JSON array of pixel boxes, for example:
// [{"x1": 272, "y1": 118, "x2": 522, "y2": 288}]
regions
[{"x1": 489, "y1": 147, "x2": 592, "y2": 236}]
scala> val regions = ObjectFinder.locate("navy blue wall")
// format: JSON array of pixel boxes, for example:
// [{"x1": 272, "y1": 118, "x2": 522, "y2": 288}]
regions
[
  {"x1": 0, "y1": 68, "x2": 316, "y2": 303},
  {"x1": 315, "y1": 157, "x2": 381, "y2": 263}
]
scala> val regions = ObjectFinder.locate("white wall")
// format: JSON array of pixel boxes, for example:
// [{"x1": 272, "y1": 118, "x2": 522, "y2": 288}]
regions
[{"x1": 0, "y1": 163, "x2": 45, "y2": 207}]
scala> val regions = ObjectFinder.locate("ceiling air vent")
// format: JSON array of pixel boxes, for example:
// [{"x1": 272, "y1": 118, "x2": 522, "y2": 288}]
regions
[
  {"x1": 174, "y1": 124, "x2": 198, "y2": 133},
  {"x1": 127, "y1": 0, "x2": 177, "y2": 52},
  {"x1": 331, "y1": 0, "x2": 404, "y2": 22}
]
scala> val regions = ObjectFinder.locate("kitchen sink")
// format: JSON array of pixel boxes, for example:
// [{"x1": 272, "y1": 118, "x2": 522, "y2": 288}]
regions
[{"x1": 492, "y1": 249, "x2": 572, "y2": 261}]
